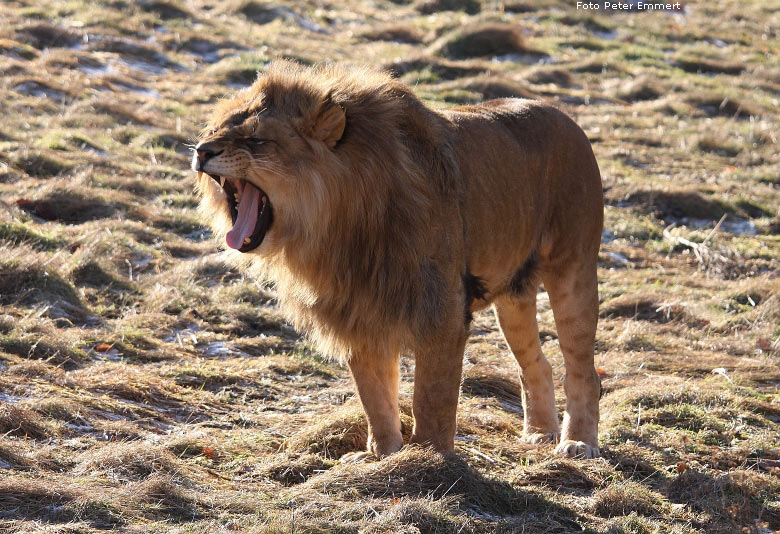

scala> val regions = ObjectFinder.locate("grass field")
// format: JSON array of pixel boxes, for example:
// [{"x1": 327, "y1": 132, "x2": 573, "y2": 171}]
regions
[{"x1": 1, "y1": 0, "x2": 779, "y2": 532}]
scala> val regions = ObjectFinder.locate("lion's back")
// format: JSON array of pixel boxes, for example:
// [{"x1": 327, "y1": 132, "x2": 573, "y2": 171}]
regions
[{"x1": 444, "y1": 98, "x2": 603, "y2": 280}]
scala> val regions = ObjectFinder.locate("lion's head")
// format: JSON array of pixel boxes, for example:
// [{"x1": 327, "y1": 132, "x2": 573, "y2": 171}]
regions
[{"x1": 192, "y1": 60, "x2": 415, "y2": 257}]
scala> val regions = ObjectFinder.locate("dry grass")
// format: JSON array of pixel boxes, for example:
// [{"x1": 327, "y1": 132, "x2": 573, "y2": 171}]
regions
[
  {"x1": 431, "y1": 24, "x2": 541, "y2": 59},
  {"x1": 0, "y1": 0, "x2": 778, "y2": 532}
]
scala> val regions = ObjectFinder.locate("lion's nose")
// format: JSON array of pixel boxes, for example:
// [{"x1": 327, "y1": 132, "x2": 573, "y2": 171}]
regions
[{"x1": 195, "y1": 142, "x2": 223, "y2": 167}]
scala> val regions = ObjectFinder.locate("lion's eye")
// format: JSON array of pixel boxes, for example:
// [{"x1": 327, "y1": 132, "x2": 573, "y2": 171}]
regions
[{"x1": 248, "y1": 137, "x2": 266, "y2": 145}]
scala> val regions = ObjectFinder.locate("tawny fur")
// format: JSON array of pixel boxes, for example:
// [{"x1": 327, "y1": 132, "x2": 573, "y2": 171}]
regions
[{"x1": 194, "y1": 60, "x2": 604, "y2": 459}]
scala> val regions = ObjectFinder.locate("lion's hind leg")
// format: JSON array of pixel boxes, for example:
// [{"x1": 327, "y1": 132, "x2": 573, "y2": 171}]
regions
[
  {"x1": 494, "y1": 293, "x2": 560, "y2": 445},
  {"x1": 542, "y1": 258, "x2": 601, "y2": 459},
  {"x1": 345, "y1": 351, "x2": 403, "y2": 460}
]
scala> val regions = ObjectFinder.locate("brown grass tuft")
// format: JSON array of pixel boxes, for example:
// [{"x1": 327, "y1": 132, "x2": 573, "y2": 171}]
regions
[
  {"x1": 0, "y1": 403, "x2": 57, "y2": 440},
  {"x1": 689, "y1": 94, "x2": 761, "y2": 119},
  {"x1": 17, "y1": 187, "x2": 119, "y2": 224},
  {"x1": 362, "y1": 25, "x2": 424, "y2": 44},
  {"x1": 592, "y1": 481, "x2": 665, "y2": 517},
  {"x1": 434, "y1": 24, "x2": 539, "y2": 59},
  {"x1": 620, "y1": 189, "x2": 732, "y2": 221},
  {"x1": 517, "y1": 458, "x2": 604, "y2": 495},
  {"x1": 667, "y1": 469, "x2": 780, "y2": 528},
  {"x1": 75, "y1": 442, "x2": 181, "y2": 482},
  {"x1": 376, "y1": 496, "x2": 470, "y2": 532},
  {"x1": 72, "y1": 260, "x2": 134, "y2": 290},
  {"x1": 676, "y1": 57, "x2": 745, "y2": 75},
  {"x1": 12, "y1": 150, "x2": 72, "y2": 177},
  {"x1": 461, "y1": 367, "x2": 523, "y2": 407},
  {"x1": 15, "y1": 22, "x2": 81, "y2": 49},
  {"x1": 285, "y1": 401, "x2": 368, "y2": 459},
  {"x1": 0, "y1": 442, "x2": 35, "y2": 469},
  {"x1": 140, "y1": 0, "x2": 192, "y2": 20},
  {"x1": 384, "y1": 55, "x2": 489, "y2": 81},
  {"x1": 0, "y1": 478, "x2": 122, "y2": 526},
  {"x1": 123, "y1": 475, "x2": 202, "y2": 520},
  {"x1": 616, "y1": 78, "x2": 663, "y2": 102},
  {"x1": 600, "y1": 293, "x2": 693, "y2": 324},
  {"x1": 0, "y1": 332, "x2": 89, "y2": 368},
  {"x1": 299, "y1": 446, "x2": 550, "y2": 517},
  {"x1": 523, "y1": 67, "x2": 576, "y2": 87},
  {"x1": 259, "y1": 453, "x2": 335, "y2": 485},
  {"x1": 415, "y1": 0, "x2": 481, "y2": 15}
]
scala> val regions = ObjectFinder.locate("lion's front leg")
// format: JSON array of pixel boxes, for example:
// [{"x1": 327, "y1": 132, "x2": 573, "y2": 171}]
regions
[
  {"x1": 346, "y1": 351, "x2": 403, "y2": 459},
  {"x1": 409, "y1": 321, "x2": 468, "y2": 451}
]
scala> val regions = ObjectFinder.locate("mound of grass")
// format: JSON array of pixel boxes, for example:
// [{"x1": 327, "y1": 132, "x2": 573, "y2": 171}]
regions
[
  {"x1": 14, "y1": 23, "x2": 80, "y2": 49},
  {"x1": 518, "y1": 458, "x2": 604, "y2": 495},
  {"x1": 12, "y1": 151, "x2": 72, "y2": 177},
  {"x1": 259, "y1": 453, "x2": 335, "y2": 485},
  {"x1": 456, "y1": 76, "x2": 537, "y2": 100},
  {"x1": 0, "y1": 478, "x2": 123, "y2": 526},
  {"x1": 0, "y1": 38, "x2": 39, "y2": 59},
  {"x1": 667, "y1": 469, "x2": 780, "y2": 528},
  {"x1": 300, "y1": 446, "x2": 574, "y2": 520},
  {"x1": 461, "y1": 367, "x2": 523, "y2": 406},
  {"x1": 616, "y1": 78, "x2": 663, "y2": 102},
  {"x1": 0, "y1": 333, "x2": 90, "y2": 368},
  {"x1": 593, "y1": 481, "x2": 665, "y2": 517},
  {"x1": 124, "y1": 475, "x2": 203, "y2": 520},
  {"x1": 139, "y1": 0, "x2": 192, "y2": 20},
  {"x1": 384, "y1": 56, "x2": 489, "y2": 82},
  {"x1": 72, "y1": 260, "x2": 134, "y2": 290},
  {"x1": 285, "y1": 401, "x2": 368, "y2": 458},
  {"x1": 0, "y1": 442, "x2": 35, "y2": 470},
  {"x1": 362, "y1": 25, "x2": 424, "y2": 44},
  {"x1": 690, "y1": 94, "x2": 761, "y2": 119},
  {"x1": 17, "y1": 187, "x2": 119, "y2": 224},
  {"x1": 88, "y1": 101, "x2": 160, "y2": 126},
  {"x1": 697, "y1": 135, "x2": 741, "y2": 157},
  {"x1": 75, "y1": 442, "x2": 180, "y2": 481},
  {"x1": 0, "y1": 251, "x2": 82, "y2": 307},
  {"x1": 600, "y1": 293, "x2": 693, "y2": 324},
  {"x1": 0, "y1": 221, "x2": 61, "y2": 250},
  {"x1": 524, "y1": 67, "x2": 576, "y2": 87},
  {"x1": 435, "y1": 24, "x2": 538, "y2": 59},
  {"x1": 0, "y1": 404, "x2": 54, "y2": 440},
  {"x1": 236, "y1": 1, "x2": 288, "y2": 24},
  {"x1": 88, "y1": 37, "x2": 176, "y2": 68},
  {"x1": 415, "y1": 0, "x2": 481, "y2": 15},
  {"x1": 622, "y1": 190, "x2": 733, "y2": 221},
  {"x1": 675, "y1": 57, "x2": 744, "y2": 75}
]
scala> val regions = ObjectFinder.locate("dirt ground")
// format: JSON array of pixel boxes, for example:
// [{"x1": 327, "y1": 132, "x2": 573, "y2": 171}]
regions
[{"x1": 0, "y1": 0, "x2": 778, "y2": 532}]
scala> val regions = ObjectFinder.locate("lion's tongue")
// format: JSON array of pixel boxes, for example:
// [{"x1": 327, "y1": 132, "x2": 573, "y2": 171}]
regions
[{"x1": 226, "y1": 182, "x2": 260, "y2": 250}]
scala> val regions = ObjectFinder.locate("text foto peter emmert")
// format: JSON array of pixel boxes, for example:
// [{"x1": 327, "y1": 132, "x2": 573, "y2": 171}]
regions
[{"x1": 576, "y1": 2, "x2": 682, "y2": 10}]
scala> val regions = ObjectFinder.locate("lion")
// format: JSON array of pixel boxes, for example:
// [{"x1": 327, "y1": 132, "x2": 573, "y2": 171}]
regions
[{"x1": 192, "y1": 60, "x2": 604, "y2": 460}]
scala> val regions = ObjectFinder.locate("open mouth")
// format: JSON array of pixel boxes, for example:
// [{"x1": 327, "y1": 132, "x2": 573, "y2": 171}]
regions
[{"x1": 199, "y1": 172, "x2": 273, "y2": 252}]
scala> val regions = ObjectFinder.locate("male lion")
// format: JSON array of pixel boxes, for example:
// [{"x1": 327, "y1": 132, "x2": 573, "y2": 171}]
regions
[{"x1": 193, "y1": 60, "x2": 604, "y2": 460}]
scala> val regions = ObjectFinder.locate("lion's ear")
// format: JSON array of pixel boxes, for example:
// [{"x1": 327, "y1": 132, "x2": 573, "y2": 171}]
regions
[{"x1": 311, "y1": 100, "x2": 345, "y2": 148}]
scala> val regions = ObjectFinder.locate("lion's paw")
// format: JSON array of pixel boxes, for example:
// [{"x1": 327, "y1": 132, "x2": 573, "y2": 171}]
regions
[
  {"x1": 520, "y1": 432, "x2": 558, "y2": 445},
  {"x1": 339, "y1": 451, "x2": 374, "y2": 464},
  {"x1": 554, "y1": 440, "x2": 600, "y2": 459}
]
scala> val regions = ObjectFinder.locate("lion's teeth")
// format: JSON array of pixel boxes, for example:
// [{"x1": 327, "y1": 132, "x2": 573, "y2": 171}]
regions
[
  {"x1": 220, "y1": 177, "x2": 225, "y2": 187},
  {"x1": 243, "y1": 237, "x2": 250, "y2": 245}
]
